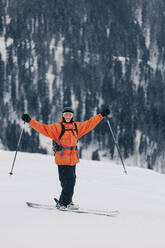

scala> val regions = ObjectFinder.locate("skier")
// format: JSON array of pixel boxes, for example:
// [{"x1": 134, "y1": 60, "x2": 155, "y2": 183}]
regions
[{"x1": 22, "y1": 107, "x2": 110, "y2": 210}]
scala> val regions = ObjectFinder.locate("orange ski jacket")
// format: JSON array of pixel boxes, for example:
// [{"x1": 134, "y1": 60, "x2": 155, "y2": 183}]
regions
[{"x1": 29, "y1": 114, "x2": 103, "y2": 166}]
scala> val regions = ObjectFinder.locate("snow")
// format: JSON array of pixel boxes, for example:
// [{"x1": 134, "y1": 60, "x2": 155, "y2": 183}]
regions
[
  {"x1": 81, "y1": 143, "x2": 99, "y2": 160},
  {"x1": 6, "y1": 15, "x2": 11, "y2": 25},
  {"x1": 54, "y1": 37, "x2": 64, "y2": 73},
  {"x1": 71, "y1": 89, "x2": 79, "y2": 111},
  {"x1": 46, "y1": 65, "x2": 55, "y2": 102},
  {"x1": 0, "y1": 150, "x2": 165, "y2": 248},
  {"x1": 106, "y1": 27, "x2": 110, "y2": 38},
  {"x1": 145, "y1": 27, "x2": 151, "y2": 49},
  {"x1": 6, "y1": 38, "x2": 13, "y2": 47},
  {"x1": 135, "y1": 7, "x2": 143, "y2": 27},
  {"x1": 0, "y1": 36, "x2": 7, "y2": 61},
  {"x1": 83, "y1": 14, "x2": 87, "y2": 23}
]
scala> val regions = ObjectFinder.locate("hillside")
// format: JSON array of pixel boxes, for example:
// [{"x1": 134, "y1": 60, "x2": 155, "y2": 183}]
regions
[{"x1": 0, "y1": 150, "x2": 165, "y2": 248}]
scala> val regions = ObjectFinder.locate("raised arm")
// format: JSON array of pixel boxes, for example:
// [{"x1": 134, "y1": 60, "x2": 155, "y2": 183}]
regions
[
  {"x1": 29, "y1": 120, "x2": 59, "y2": 141},
  {"x1": 76, "y1": 114, "x2": 103, "y2": 139},
  {"x1": 76, "y1": 109, "x2": 110, "y2": 138},
  {"x1": 22, "y1": 114, "x2": 59, "y2": 141}
]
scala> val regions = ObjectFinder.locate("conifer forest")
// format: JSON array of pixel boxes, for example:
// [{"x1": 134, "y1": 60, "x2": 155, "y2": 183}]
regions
[{"x1": 0, "y1": 0, "x2": 165, "y2": 173}]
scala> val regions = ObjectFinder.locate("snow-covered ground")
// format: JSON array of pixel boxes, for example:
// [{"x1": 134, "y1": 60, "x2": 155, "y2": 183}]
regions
[{"x1": 0, "y1": 150, "x2": 165, "y2": 248}]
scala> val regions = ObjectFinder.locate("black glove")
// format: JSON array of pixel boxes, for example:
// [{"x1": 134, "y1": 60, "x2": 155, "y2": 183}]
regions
[
  {"x1": 22, "y1": 114, "x2": 31, "y2": 123},
  {"x1": 101, "y1": 109, "x2": 110, "y2": 117}
]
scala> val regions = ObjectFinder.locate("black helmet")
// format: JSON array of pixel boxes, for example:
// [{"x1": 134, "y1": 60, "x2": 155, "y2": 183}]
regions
[{"x1": 62, "y1": 107, "x2": 74, "y2": 114}]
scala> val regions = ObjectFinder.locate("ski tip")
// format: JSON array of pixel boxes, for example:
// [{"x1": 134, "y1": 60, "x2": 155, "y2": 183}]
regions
[{"x1": 26, "y1": 202, "x2": 32, "y2": 207}]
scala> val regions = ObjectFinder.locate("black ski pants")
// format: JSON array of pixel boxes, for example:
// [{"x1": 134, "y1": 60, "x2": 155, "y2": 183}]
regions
[{"x1": 57, "y1": 165, "x2": 76, "y2": 206}]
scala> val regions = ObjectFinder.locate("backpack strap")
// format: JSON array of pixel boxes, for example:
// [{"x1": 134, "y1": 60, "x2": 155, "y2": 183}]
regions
[
  {"x1": 74, "y1": 123, "x2": 78, "y2": 136},
  {"x1": 55, "y1": 122, "x2": 79, "y2": 156},
  {"x1": 58, "y1": 122, "x2": 78, "y2": 144},
  {"x1": 57, "y1": 123, "x2": 65, "y2": 144}
]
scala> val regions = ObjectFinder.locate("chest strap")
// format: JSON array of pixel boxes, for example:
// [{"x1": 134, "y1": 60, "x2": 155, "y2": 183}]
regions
[{"x1": 60, "y1": 146, "x2": 78, "y2": 156}]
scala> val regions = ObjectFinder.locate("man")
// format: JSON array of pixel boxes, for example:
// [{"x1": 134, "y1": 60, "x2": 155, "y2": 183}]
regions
[{"x1": 22, "y1": 107, "x2": 110, "y2": 210}]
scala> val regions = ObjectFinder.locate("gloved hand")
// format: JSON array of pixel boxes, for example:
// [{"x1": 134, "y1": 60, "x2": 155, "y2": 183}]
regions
[
  {"x1": 101, "y1": 109, "x2": 110, "y2": 117},
  {"x1": 22, "y1": 114, "x2": 31, "y2": 123}
]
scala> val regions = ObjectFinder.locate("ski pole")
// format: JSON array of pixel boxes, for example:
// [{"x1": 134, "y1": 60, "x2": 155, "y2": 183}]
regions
[
  {"x1": 9, "y1": 123, "x2": 25, "y2": 176},
  {"x1": 106, "y1": 117, "x2": 127, "y2": 175}
]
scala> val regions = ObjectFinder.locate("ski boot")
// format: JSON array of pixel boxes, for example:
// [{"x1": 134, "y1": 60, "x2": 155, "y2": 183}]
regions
[
  {"x1": 55, "y1": 200, "x2": 66, "y2": 210},
  {"x1": 67, "y1": 202, "x2": 79, "y2": 210}
]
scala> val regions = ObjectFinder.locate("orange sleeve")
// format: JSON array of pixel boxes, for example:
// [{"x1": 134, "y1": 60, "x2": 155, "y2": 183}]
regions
[
  {"x1": 29, "y1": 120, "x2": 59, "y2": 142},
  {"x1": 76, "y1": 114, "x2": 103, "y2": 139}
]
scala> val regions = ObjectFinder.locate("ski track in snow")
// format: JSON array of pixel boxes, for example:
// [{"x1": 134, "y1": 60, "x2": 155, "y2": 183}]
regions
[{"x1": 0, "y1": 150, "x2": 165, "y2": 248}]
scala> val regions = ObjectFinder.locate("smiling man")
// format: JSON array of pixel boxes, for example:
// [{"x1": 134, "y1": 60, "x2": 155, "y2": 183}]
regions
[{"x1": 22, "y1": 107, "x2": 110, "y2": 210}]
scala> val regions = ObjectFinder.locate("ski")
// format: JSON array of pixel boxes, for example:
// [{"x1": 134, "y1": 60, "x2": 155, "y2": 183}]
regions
[{"x1": 26, "y1": 202, "x2": 119, "y2": 217}]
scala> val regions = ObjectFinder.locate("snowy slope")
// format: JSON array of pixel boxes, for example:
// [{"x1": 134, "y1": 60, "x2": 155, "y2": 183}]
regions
[{"x1": 0, "y1": 150, "x2": 165, "y2": 248}]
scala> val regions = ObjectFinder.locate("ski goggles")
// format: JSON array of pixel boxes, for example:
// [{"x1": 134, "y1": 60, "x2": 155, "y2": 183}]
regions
[{"x1": 63, "y1": 112, "x2": 74, "y2": 118}]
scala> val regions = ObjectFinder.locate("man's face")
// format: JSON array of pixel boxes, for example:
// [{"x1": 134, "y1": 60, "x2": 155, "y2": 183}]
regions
[{"x1": 63, "y1": 112, "x2": 74, "y2": 123}]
